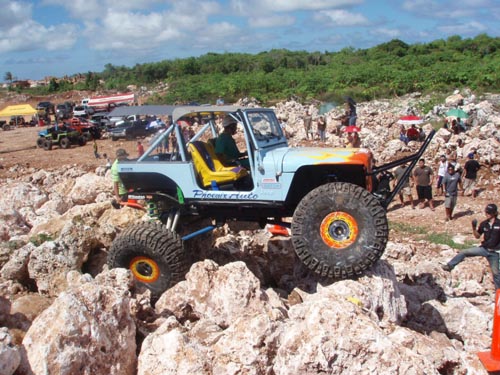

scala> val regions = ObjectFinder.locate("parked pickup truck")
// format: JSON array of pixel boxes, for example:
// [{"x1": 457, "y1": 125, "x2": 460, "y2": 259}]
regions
[{"x1": 108, "y1": 119, "x2": 153, "y2": 141}]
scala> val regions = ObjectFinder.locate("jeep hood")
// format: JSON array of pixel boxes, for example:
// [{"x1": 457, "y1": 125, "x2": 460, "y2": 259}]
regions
[{"x1": 273, "y1": 147, "x2": 372, "y2": 172}]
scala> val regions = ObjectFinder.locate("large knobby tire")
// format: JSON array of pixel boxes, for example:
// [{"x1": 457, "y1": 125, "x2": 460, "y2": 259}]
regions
[
  {"x1": 291, "y1": 182, "x2": 388, "y2": 279},
  {"x1": 108, "y1": 222, "x2": 188, "y2": 299},
  {"x1": 60, "y1": 137, "x2": 70, "y2": 149},
  {"x1": 36, "y1": 137, "x2": 45, "y2": 148},
  {"x1": 43, "y1": 139, "x2": 52, "y2": 150}
]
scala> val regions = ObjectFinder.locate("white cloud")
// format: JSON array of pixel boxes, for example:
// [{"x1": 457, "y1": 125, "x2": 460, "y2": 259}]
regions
[
  {"x1": 371, "y1": 27, "x2": 401, "y2": 39},
  {"x1": 0, "y1": 17, "x2": 77, "y2": 54},
  {"x1": 248, "y1": 15, "x2": 295, "y2": 28},
  {"x1": 317, "y1": 9, "x2": 370, "y2": 26},
  {"x1": 438, "y1": 21, "x2": 488, "y2": 35},
  {"x1": 0, "y1": 1, "x2": 32, "y2": 30},
  {"x1": 231, "y1": 0, "x2": 362, "y2": 13}
]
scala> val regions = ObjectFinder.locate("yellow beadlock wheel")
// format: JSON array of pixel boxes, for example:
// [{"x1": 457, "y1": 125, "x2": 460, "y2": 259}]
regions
[
  {"x1": 320, "y1": 211, "x2": 359, "y2": 249},
  {"x1": 129, "y1": 256, "x2": 160, "y2": 283}
]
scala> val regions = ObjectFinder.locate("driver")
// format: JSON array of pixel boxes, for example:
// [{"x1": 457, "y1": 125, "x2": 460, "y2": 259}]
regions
[{"x1": 215, "y1": 116, "x2": 249, "y2": 168}]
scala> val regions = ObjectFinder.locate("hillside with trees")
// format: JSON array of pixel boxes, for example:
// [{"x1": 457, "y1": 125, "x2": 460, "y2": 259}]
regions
[{"x1": 6, "y1": 34, "x2": 500, "y2": 105}]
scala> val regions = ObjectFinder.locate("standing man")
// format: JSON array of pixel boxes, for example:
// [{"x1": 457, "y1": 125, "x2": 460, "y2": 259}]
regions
[
  {"x1": 111, "y1": 148, "x2": 129, "y2": 203},
  {"x1": 137, "y1": 141, "x2": 145, "y2": 157},
  {"x1": 413, "y1": 158, "x2": 435, "y2": 210},
  {"x1": 303, "y1": 110, "x2": 312, "y2": 140},
  {"x1": 436, "y1": 154, "x2": 448, "y2": 196},
  {"x1": 442, "y1": 164, "x2": 463, "y2": 221},
  {"x1": 393, "y1": 163, "x2": 415, "y2": 209},
  {"x1": 462, "y1": 152, "x2": 481, "y2": 198},
  {"x1": 442, "y1": 204, "x2": 500, "y2": 290}
]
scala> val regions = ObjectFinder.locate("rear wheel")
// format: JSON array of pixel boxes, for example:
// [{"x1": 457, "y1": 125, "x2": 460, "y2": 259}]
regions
[
  {"x1": 291, "y1": 182, "x2": 388, "y2": 279},
  {"x1": 78, "y1": 136, "x2": 87, "y2": 146},
  {"x1": 108, "y1": 222, "x2": 188, "y2": 299},
  {"x1": 60, "y1": 137, "x2": 70, "y2": 149}
]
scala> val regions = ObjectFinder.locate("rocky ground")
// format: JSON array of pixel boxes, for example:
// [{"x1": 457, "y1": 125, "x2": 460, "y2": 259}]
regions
[{"x1": 1, "y1": 90, "x2": 500, "y2": 374}]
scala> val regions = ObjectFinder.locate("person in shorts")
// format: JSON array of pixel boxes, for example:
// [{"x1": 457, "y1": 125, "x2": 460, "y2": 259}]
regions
[
  {"x1": 436, "y1": 154, "x2": 447, "y2": 196},
  {"x1": 412, "y1": 158, "x2": 434, "y2": 210},
  {"x1": 462, "y1": 152, "x2": 481, "y2": 198},
  {"x1": 442, "y1": 164, "x2": 463, "y2": 221},
  {"x1": 393, "y1": 163, "x2": 415, "y2": 209}
]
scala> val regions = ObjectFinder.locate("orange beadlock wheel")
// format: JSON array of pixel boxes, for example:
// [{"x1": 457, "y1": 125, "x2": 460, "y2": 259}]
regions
[
  {"x1": 129, "y1": 256, "x2": 160, "y2": 283},
  {"x1": 319, "y1": 211, "x2": 359, "y2": 249}
]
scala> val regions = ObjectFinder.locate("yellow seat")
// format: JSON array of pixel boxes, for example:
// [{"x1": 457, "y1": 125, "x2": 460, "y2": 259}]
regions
[{"x1": 189, "y1": 141, "x2": 248, "y2": 188}]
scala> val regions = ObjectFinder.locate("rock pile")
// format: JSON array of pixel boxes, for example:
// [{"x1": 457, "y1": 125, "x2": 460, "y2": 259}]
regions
[{"x1": 1, "y1": 91, "x2": 500, "y2": 374}]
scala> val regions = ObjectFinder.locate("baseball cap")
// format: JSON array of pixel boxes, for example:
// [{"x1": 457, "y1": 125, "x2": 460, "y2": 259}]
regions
[
  {"x1": 116, "y1": 149, "x2": 129, "y2": 157},
  {"x1": 467, "y1": 153, "x2": 475, "y2": 159},
  {"x1": 222, "y1": 116, "x2": 237, "y2": 127},
  {"x1": 486, "y1": 204, "x2": 498, "y2": 215}
]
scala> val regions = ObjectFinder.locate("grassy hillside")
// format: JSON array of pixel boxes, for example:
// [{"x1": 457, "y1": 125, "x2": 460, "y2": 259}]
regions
[{"x1": 11, "y1": 34, "x2": 500, "y2": 105}]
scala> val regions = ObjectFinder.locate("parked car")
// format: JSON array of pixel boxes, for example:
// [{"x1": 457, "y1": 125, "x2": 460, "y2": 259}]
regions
[
  {"x1": 91, "y1": 113, "x2": 113, "y2": 129},
  {"x1": 36, "y1": 101, "x2": 55, "y2": 114},
  {"x1": 107, "y1": 119, "x2": 151, "y2": 141},
  {"x1": 56, "y1": 103, "x2": 72, "y2": 119},
  {"x1": 73, "y1": 105, "x2": 94, "y2": 117}
]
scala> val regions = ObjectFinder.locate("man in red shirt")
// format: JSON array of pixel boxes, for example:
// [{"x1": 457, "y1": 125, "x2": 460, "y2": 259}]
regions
[
  {"x1": 137, "y1": 141, "x2": 144, "y2": 157},
  {"x1": 406, "y1": 124, "x2": 419, "y2": 141}
]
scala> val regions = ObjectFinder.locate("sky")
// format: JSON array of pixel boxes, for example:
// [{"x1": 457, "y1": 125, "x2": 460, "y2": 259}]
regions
[{"x1": 0, "y1": 0, "x2": 499, "y2": 81}]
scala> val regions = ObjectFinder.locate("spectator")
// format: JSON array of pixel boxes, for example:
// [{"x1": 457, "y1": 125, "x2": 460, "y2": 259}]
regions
[
  {"x1": 216, "y1": 96, "x2": 225, "y2": 106},
  {"x1": 346, "y1": 132, "x2": 361, "y2": 148},
  {"x1": 393, "y1": 163, "x2": 415, "y2": 209},
  {"x1": 303, "y1": 110, "x2": 312, "y2": 140},
  {"x1": 462, "y1": 152, "x2": 481, "y2": 198},
  {"x1": 137, "y1": 141, "x2": 144, "y2": 157},
  {"x1": 93, "y1": 139, "x2": 99, "y2": 159},
  {"x1": 442, "y1": 204, "x2": 500, "y2": 290},
  {"x1": 412, "y1": 158, "x2": 435, "y2": 210},
  {"x1": 346, "y1": 98, "x2": 357, "y2": 125},
  {"x1": 436, "y1": 154, "x2": 448, "y2": 196},
  {"x1": 399, "y1": 125, "x2": 409, "y2": 145},
  {"x1": 317, "y1": 115, "x2": 327, "y2": 142},
  {"x1": 111, "y1": 149, "x2": 129, "y2": 203},
  {"x1": 103, "y1": 153, "x2": 112, "y2": 173},
  {"x1": 406, "y1": 124, "x2": 419, "y2": 141},
  {"x1": 442, "y1": 164, "x2": 463, "y2": 221}
]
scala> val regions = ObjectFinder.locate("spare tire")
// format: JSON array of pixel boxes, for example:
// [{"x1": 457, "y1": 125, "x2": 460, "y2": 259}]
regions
[
  {"x1": 291, "y1": 182, "x2": 388, "y2": 279},
  {"x1": 108, "y1": 222, "x2": 188, "y2": 299}
]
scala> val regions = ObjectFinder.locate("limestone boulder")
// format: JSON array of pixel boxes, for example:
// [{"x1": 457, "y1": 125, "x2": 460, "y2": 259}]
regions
[{"x1": 20, "y1": 269, "x2": 136, "y2": 375}]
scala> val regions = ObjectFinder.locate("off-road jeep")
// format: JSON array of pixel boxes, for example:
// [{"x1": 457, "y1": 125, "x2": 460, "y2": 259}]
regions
[
  {"x1": 108, "y1": 105, "x2": 434, "y2": 298},
  {"x1": 36, "y1": 125, "x2": 87, "y2": 150}
]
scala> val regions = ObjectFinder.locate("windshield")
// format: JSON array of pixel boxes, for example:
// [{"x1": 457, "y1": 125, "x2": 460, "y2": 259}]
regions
[{"x1": 247, "y1": 111, "x2": 283, "y2": 140}]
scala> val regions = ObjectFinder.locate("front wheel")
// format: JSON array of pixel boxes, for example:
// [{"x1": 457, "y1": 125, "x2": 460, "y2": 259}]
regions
[
  {"x1": 108, "y1": 222, "x2": 188, "y2": 299},
  {"x1": 291, "y1": 182, "x2": 388, "y2": 279},
  {"x1": 43, "y1": 139, "x2": 52, "y2": 151}
]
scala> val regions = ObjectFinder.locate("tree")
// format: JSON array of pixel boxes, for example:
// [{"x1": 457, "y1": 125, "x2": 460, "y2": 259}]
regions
[{"x1": 4, "y1": 71, "x2": 13, "y2": 84}]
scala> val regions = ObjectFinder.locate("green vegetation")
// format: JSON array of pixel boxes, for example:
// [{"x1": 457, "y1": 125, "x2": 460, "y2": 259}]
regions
[
  {"x1": 6, "y1": 34, "x2": 500, "y2": 105},
  {"x1": 29, "y1": 233, "x2": 54, "y2": 246},
  {"x1": 390, "y1": 221, "x2": 475, "y2": 250}
]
